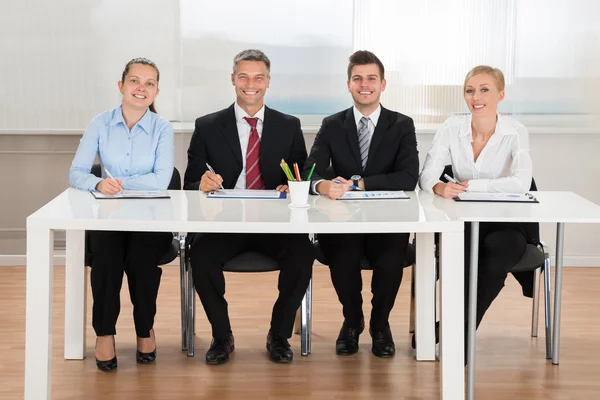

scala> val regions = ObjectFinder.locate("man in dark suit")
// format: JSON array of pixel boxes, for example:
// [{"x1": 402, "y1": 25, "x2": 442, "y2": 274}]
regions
[
  {"x1": 184, "y1": 49, "x2": 314, "y2": 365},
  {"x1": 303, "y1": 50, "x2": 419, "y2": 358}
]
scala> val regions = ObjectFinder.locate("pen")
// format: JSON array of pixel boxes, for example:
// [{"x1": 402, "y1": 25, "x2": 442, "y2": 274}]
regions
[
  {"x1": 444, "y1": 173, "x2": 469, "y2": 191},
  {"x1": 333, "y1": 179, "x2": 363, "y2": 191},
  {"x1": 443, "y1": 173, "x2": 459, "y2": 184},
  {"x1": 206, "y1": 163, "x2": 225, "y2": 190},
  {"x1": 104, "y1": 167, "x2": 122, "y2": 192}
]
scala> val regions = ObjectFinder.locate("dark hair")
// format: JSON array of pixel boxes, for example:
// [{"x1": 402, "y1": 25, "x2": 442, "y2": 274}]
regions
[
  {"x1": 347, "y1": 50, "x2": 385, "y2": 81},
  {"x1": 121, "y1": 57, "x2": 160, "y2": 113},
  {"x1": 233, "y1": 49, "x2": 271, "y2": 76}
]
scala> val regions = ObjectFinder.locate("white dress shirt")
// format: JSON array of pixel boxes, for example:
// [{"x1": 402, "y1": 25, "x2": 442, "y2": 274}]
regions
[
  {"x1": 233, "y1": 102, "x2": 265, "y2": 190},
  {"x1": 313, "y1": 105, "x2": 382, "y2": 194},
  {"x1": 419, "y1": 114, "x2": 532, "y2": 194},
  {"x1": 353, "y1": 104, "x2": 381, "y2": 142}
]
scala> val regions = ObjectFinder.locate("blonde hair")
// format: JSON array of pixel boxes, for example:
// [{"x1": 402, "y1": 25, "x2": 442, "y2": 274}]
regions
[{"x1": 464, "y1": 65, "x2": 505, "y2": 92}]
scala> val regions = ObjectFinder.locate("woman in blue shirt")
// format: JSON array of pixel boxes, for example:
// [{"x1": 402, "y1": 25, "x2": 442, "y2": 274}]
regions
[{"x1": 69, "y1": 58, "x2": 175, "y2": 372}]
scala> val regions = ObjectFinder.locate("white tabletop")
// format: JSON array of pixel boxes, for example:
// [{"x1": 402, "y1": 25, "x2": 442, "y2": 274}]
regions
[
  {"x1": 418, "y1": 191, "x2": 600, "y2": 223},
  {"x1": 27, "y1": 189, "x2": 462, "y2": 233}
]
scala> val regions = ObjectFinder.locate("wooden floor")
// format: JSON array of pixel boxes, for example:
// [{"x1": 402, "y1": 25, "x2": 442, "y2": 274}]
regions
[{"x1": 2, "y1": 265, "x2": 600, "y2": 399}]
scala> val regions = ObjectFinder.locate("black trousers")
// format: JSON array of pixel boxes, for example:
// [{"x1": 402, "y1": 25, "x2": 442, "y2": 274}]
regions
[
  {"x1": 465, "y1": 222, "x2": 527, "y2": 330},
  {"x1": 189, "y1": 233, "x2": 314, "y2": 339},
  {"x1": 317, "y1": 233, "x2": 410, "y2": 331},
  {"x1": 88, "y1": 231, "x2": 172, "y2": 338}
]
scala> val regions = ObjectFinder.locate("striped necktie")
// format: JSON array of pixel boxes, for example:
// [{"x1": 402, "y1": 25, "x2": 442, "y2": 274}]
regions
[
  {"x1": 358, "y1": 116, "x2": 371, "y2": 169},
  {"x1": 243, "y1": 117, "x2": 265, "y2": 190}
]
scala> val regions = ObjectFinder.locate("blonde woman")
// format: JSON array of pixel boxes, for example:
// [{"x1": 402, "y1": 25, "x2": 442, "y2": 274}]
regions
[{"x1": 419, "y1": 65, "x2": 533, "y2": 343}]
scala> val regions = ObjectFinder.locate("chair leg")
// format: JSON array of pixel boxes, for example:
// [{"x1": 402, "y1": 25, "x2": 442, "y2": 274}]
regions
[
  {"x1": 543, "y1": 252, "x2": 553, "y2": 360},
  {"x1": 186, "y1": 259, "x2": 195, "y2": 357},
  {"x1": 409, "y1": 265, "x2": 415, "y2": 334},
  {"x1": 301, "y1": 278, "x2": 312, "y2": 356},
  {"x1": 531, "y1": 266, "x2": 541, "y2": 337},
  {"x1": 179, "y1": 235, "x2": 188, "y2": 351}
]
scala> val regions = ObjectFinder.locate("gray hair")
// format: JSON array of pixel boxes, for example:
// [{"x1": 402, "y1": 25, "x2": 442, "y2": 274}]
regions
[{"x1": 232, "y1": 49, "x2": 271, "y2": 76}]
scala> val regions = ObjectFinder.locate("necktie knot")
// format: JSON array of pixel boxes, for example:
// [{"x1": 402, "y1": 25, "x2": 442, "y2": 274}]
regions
[
  {"x1": 244, "y1": 116, "x2": 258, "y2": 128},
  {"x1": 360, "y1": 116, "x2": 370, "y2": 128}
]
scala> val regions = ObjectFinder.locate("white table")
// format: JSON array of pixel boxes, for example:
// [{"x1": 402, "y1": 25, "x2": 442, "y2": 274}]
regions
[
  {"x1": 426, "y1": 191, "x2": 600, "y2": 400},
  {"x1": 25, "y1": 189, "x2": 465, "y2": 399}
]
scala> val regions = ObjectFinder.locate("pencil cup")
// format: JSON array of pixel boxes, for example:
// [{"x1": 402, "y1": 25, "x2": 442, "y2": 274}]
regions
[{"x1": 288, "y1": 181, "x2": 310, "y2": 208}]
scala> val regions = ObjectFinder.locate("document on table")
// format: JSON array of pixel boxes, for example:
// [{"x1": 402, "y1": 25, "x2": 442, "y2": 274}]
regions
[
  {"x1": 92, "y1": 190, "x2": 170, "y2": 199},
  {"x1": 207, "y1": 189, "x2": 286, "y2": 199},
  {"x1": 455, "y1": 192, "x2": 538, "y2": 203},
  {"x1": 339, "y1": 191, "x2": 409, "y2": 200}
]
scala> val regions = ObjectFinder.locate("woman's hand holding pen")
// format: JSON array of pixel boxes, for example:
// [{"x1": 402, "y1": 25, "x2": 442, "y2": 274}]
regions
[
  {"x1": 96, "y1": 178, "x2": 123, "y2": 195},
  {"x1": 317, "y1": 176, "x2": 352, "y2": 200},
  {"x1": 433, "y1": 181, "x2": 468, "y2": 199},
  {"x1": 200, "y1": 170, "x2": 224, "y2": 193}
]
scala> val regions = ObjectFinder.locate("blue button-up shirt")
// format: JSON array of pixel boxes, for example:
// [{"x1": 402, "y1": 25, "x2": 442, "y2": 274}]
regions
[{"x1": 69, "y1": 105, "x2": 175, "y2": 191}]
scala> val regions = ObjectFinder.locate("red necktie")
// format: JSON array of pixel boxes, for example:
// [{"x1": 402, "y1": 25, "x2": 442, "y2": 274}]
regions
[{"x1": 243, "y1": 117, "x2": 265, "y2": 190}]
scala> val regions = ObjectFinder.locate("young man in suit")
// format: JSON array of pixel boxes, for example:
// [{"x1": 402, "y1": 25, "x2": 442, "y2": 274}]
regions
[
  {"x1": 303, "y1": 50, "x2": 419, "y2": 358},
  {"x1": 184, "y1": 49, "x2": 314, "y2": 365}
]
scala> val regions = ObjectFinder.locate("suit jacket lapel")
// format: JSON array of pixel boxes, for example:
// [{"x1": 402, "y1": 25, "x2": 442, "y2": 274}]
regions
[
  {"x1": 365, "y1": 106, "x2": 391, "y2": 172},
  {"x1": 220, "y1": 104, "x2": 243, "y2": 168},
  {"x1": 260, "y1": 106, "x2": 275, "y2": 165},
  {"x1": 343, "y1": 108, "x2": 362, "y2": 171}
]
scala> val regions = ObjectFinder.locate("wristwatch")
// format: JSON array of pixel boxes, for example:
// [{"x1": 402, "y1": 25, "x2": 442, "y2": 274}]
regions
[{"x1": 350, "y1": 174, "x2": 361, "y2": 188}]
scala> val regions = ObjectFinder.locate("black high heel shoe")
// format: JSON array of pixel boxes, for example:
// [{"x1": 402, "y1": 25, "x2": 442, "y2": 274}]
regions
[
  {"x1": 136, "y1": 329, "x2": 157, "y2": 364},
  {"x1": 95, "y1": 336, "x2": 117, "y2": 372}
]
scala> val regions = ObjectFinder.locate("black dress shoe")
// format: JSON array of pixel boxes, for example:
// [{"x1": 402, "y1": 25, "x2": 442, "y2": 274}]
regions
[
  {"x1": 95, "y1": 337, "x2": 117, "y2": 372},
  {"x1": 336, "y1": 319, "x2": 365, "y2": 355},
  {"x1": 136, "y1": 329, "x2": 157, "y2": 364},
  {"x1": 371, "y1": 326, "x2": 396, "y2": 358},
  {"x1": 411, "y1": 321, "x2": 440, "y2": 350},
  {"x1": 266, "y1": 331, "x2": 293, "y2": 363},
  {"x1": 206, "y1": 334, "x2": 235, "y2": 365},
  {"x1": 136, "y1": 349, "x2": 157, "y2": 363}
]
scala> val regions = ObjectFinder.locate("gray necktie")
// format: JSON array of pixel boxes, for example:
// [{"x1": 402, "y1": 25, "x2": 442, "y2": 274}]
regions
[{"x1": 358, "y1": 116, "x2": 371, "y2": 169}]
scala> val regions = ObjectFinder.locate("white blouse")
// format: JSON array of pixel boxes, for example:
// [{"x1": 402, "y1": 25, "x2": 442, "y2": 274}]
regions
[{"x1": 419, "y1": 114, "x2": 533, "y2": 194}]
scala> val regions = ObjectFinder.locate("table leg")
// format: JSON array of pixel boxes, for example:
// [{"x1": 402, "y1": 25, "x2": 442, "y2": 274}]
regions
[
  {"x1": 467, "y1": 222, "x2": 479, "y2": 400},
  {"x1": 25, "y1": 223, "x2": 54, "y2": 400},
  {"x1": 64, "y1": 230, "x2": 87, "y2": 359},
  {"x1": 439, "y1": 230, "x2": 465, "y2": 400},
  {"x1": 415, "y1": 232, "x2": 436, "y2": 361},
  {"x1": 552, "y1": 222, "x2": 565, "y2": 365}
]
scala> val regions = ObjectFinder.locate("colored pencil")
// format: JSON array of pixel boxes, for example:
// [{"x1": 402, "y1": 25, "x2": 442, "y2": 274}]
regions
[
  {"x1": 306, "y1": 163, "x2": 316, "y2": 180},
  {"x1": 293, "y1": 163, "x2": 301, "y2": 181}
]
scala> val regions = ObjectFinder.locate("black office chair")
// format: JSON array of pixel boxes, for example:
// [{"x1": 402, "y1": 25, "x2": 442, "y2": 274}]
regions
[
  {"x1": 183, "y1": 236, "x2": 312, "y2": 357},
  {"x1": 86, "y1": 164, "x2": 189, "y2": 351},
  {"x1": 441, "y1": 165, "x2": 552, "y2": 359}
]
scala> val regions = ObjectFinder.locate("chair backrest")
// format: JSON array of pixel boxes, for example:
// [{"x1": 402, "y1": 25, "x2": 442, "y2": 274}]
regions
[
  {"x1": 168, "y1": 167, "x2": 181, "y2": 190},
  {"x1": 439, "y1": 165, "x2": 454, "y2": 182}
]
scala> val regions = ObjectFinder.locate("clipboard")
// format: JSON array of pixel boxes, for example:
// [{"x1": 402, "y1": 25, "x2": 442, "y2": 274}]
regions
[
  {"x1": 339, "y1": 191, "x2": 410, "y2": 200},
  {"x1": 207, "y1": 189, "x2": 287, "y2": 199},
  {"x1": 92, "y1": 190, "x2": 170, "y2": 199},
  {"x1": 454, "y1": 192, "x2": 539, "y2": 203}
]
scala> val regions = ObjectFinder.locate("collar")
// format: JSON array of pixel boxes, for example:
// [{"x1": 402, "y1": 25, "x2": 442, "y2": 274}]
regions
[
  {"x1": 459, "y1": 113, "x2": 513, "y2": 138},
  {"x1": 353, "y1": 104, "x2": 381, "y2": 128},
  {"x1": 234, "y1": 102, "x2": 265, "y2": 124},
  {"x1": 109, "y1": 105, "x2": 153, "y2": 134}
]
